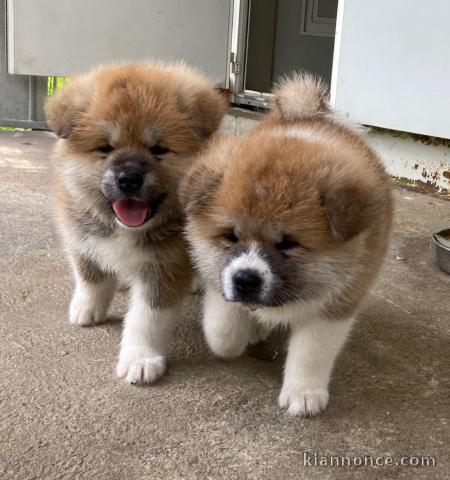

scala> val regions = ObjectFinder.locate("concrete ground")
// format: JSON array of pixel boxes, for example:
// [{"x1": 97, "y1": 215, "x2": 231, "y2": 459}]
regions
[{"x1": 0, "y1": 130, "x2": 449, "y2": 480}]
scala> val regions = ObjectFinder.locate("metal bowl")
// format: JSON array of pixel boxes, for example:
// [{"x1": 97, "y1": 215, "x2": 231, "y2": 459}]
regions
[{"x1": 432, "y1": 228, "x2": 450, "y2": 274}]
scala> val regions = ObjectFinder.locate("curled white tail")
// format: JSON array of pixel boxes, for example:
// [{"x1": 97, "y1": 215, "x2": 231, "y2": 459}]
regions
[{"x1": 273, "y1": 72, "x2": 330, "y2": 120}]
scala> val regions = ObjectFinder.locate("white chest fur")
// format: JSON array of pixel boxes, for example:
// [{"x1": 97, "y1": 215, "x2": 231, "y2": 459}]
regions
[{"x1": 73, "y1": 230, "x2": 157, "y2": 280}]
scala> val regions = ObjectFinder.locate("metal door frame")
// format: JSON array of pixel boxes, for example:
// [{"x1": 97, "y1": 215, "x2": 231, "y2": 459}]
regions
[{"x1": 230, "y1": 0, "x2": 275, "y2": 108}]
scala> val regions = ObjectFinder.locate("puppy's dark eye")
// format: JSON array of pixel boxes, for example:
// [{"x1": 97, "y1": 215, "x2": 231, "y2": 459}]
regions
[
  {"x1": 149, "y1": 144, "x2": 170, "y2": 157},
  {"x1": 276, "y1": 236, "x2": 300, "y2": 252},
  {"x1": 98, "y1": 144, "x2": 114, "y2": 154},
  {"x1": 223, "y1": 231, "x2": 239, "y2": 244}
]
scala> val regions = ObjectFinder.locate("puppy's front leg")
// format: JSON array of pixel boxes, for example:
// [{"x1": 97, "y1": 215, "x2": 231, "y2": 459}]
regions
[
  {"x1": 117, "y1": 281, "x2": 179, "y2": 384},
  {"x1": 203, "y1": 288, "x2": 252, "y2": 359},
  {"x1": 69, "y1": 253, "x2": 116, "y2": 326},
  {"x1": 279, "y1": 317, "x2": 355, "y2": 417}
]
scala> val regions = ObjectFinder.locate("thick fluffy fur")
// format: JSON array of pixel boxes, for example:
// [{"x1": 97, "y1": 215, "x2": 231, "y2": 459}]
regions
[
  {"x1": 180, "y1": 73, "x2": 393, "y2": 416},
  {"x1": 46, "y1": 63, "x2": 227, "y2": 384}
]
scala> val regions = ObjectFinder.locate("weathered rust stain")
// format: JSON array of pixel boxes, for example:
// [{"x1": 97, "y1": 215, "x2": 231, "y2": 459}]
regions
[
  {"x1": 393, "y1": 177, "x2": 449, "y2": 199},
  {"x1": 371, "y1": 126, "x2": 450, "y2": 147}
]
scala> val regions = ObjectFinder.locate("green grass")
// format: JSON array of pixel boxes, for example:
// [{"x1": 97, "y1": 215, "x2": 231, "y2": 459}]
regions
[{"x1": 47, "y1": 76, "x2": 70, "y2": 96}]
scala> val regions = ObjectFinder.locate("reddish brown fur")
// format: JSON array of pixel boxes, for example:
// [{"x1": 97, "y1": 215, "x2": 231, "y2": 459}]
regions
[
  {"x1": 47, "y1": 62, "x2": 226, "y2": 309},
  {"x1": 45, "y1": 62, "x2": 231, "y2": 385},
  {"x1": 181, "y1": 108, "x2": 393, "y2": 319},
  {"x1": 46, "y1": 63, "x2": 226, "y2": 155},
  {"x1": 180, "y1": 78, "x2": 393, "y2": 414}
]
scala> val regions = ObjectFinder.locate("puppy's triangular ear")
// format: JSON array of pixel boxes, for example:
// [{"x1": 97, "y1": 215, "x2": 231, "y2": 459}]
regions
[
  {"x1": 190, "y1": 87, "x2": 228, "y2": 139},
  {"x1": 176, "y1": 72, "x2": 228, "y2": 140},
  {"x1": 322, "y1": 182, "x2": 371, "y2": 242},
  {"x1": 179, "y1": 160, "x2": 222, "y2": 216},
  {"x1": 45, "y1": 75, "x2": 93, "y2": 139}
]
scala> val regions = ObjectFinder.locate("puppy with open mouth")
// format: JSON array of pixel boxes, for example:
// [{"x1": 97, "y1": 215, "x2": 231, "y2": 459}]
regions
[
  {"x1": 180, "y1": 74, "x2": 393, "y2": 416},
  {"x1": 46, "y1": 63, "x2": 226, "y2": 384}
]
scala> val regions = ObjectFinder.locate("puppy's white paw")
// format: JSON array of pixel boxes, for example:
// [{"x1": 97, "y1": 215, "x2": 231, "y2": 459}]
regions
[
  {"x1": 69, "y1": 296, "x2": 107, "y2": 326},
  {"x1": 116, "y1": 355, "x2": 166, "y2": 384},
  {"x1": 279, "y1": 384, "x2": 329, "y2": 417}
]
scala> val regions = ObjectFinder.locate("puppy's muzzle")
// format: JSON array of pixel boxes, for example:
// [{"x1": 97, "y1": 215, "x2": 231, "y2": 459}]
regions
[
  {"x1": 111, "y1": 150, "x2": 150, "y2": 197},
  {"x1": 232, "y1": 269, "x2": 262, "y2": 302}
]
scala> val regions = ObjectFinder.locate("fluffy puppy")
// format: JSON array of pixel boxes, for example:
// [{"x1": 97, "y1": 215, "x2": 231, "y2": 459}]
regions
[
  {"x1": 180, "y1": 74, "x2": 393, "y2": 416},
  {"x1": 45, "y1": 63, "x2": 226, "y2": 384}
]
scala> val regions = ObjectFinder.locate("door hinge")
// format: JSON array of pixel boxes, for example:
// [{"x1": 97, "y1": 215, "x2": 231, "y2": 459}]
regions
[{"x1": 230, "y1": 52, "x2": 241, "y2": 75}]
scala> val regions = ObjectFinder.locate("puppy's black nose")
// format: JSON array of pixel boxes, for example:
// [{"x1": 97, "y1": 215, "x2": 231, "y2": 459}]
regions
[
  {"x1": 233, "y1": 270, "x2": 262, "y2": 297},
  {"x1": 117, "y1": 171, "x2": 143, "y2": 195}
]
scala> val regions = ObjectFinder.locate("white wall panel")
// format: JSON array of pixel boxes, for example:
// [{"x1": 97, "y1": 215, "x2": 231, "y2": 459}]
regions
[
  {"x1": 331, "y1": 0, "x2": 450, "y2": 139},
  {"x1": 7, "y1": 0, "x2": 232, "y2": 86}
]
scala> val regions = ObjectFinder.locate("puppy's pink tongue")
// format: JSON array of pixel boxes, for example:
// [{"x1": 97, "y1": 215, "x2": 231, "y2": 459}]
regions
[{"x1": 112, "y1": 199, "x2": 149, "y2": 227}]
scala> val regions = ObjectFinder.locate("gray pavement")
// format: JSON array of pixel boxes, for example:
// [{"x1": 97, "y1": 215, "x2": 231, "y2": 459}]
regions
[{"x1": 0, "y1": 130, "x2": 449, "y2": 479}]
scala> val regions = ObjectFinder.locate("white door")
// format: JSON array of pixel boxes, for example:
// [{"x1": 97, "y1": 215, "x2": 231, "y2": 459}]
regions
[
  {"x1": 331, "y1": 0, "x2": 450, "y2": 139},
  {"x1": 7, "y1": 0, "x2": 233, "y2": 86}
]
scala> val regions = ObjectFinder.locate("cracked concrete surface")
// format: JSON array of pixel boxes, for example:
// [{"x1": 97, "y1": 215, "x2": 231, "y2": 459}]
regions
[{"x1": 0, "y1": 130, "x2": 449, "y2": 479}]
